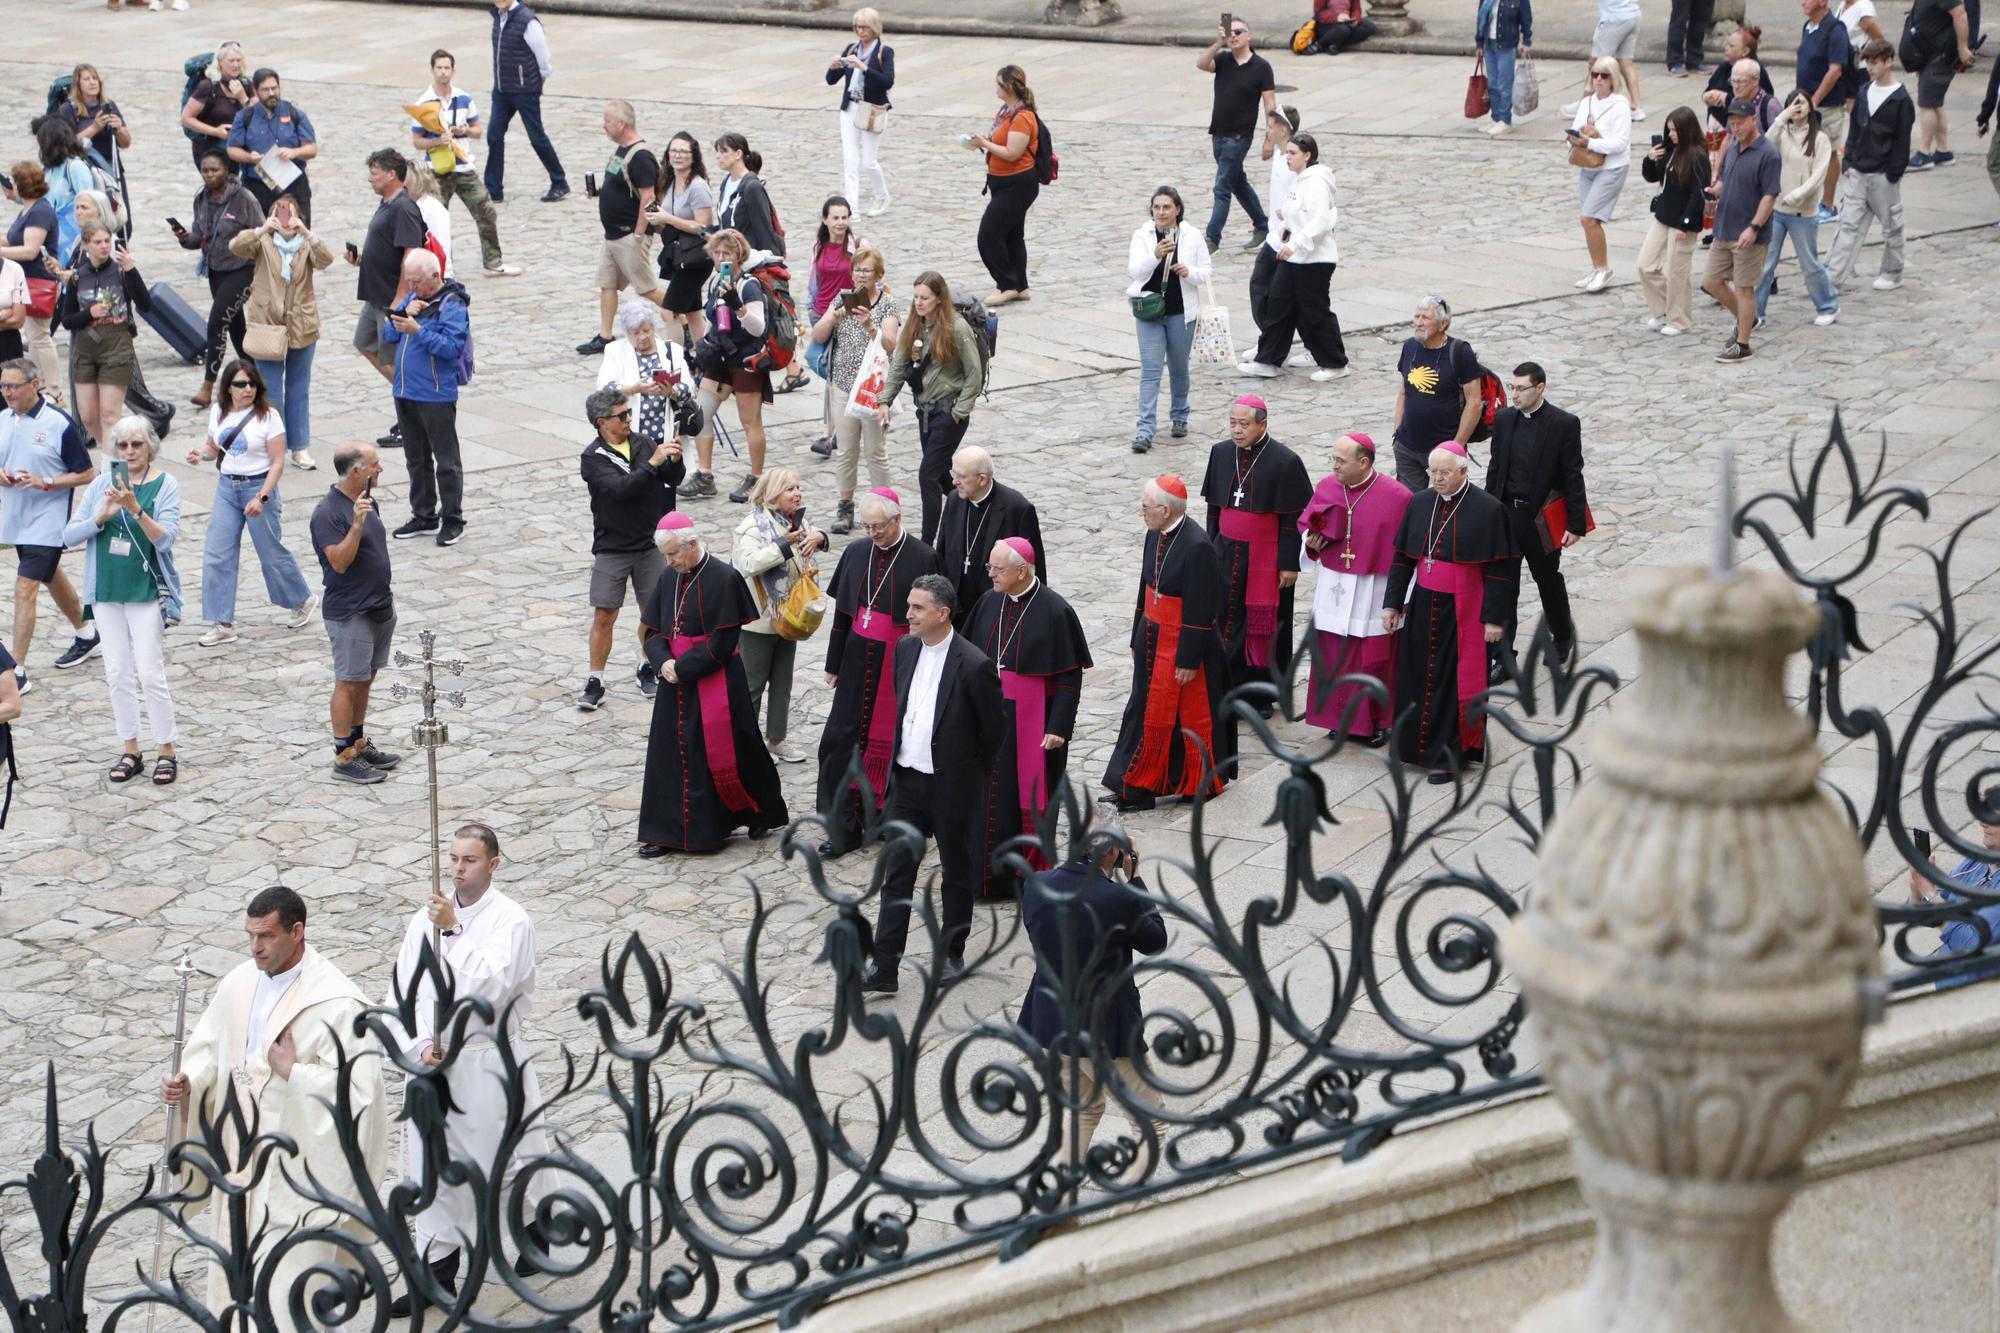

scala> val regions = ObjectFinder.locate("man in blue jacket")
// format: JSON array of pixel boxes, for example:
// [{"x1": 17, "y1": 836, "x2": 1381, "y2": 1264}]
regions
[
  {"x1": 380, "y1": 252, "x2": 470, "y2": 546},
  {"x1": 487, "y1": 0, "x2": 570, "y2": 203}
]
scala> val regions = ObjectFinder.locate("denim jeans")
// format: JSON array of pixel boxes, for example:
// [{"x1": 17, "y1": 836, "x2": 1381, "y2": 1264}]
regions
[
  {"x1": 484, "y1": 89, "x2": 569, "y2": 198},
  {"x1": 254, "y1": 343, "x2": 317, "y2": 455},
  {"x1": 1206, "y1": 134, "x2": 1267, "y2": 244},
  {"x1": 1483, "y1": 42, "x2": 1517, "y2": 123},
  {"x1": 1754, "y1": 211, "x2": 1838, "y2": 319},
  {"x1": 1134, "y1": 313, "x2": 1193, "y2": 439},
  {"x1": 201, "y1": 473, "x2": 313, "y2": 623}
]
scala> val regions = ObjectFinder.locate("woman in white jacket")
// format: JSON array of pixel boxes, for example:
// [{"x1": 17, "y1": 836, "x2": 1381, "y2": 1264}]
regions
[
  {"x1": 1570, "y1": 57, "x2": 1633, "y2": 293},
  {"x1": 1752, "y1": 92, "x2": 1839, "y2": 327},
  {"x1": 1125, "y1": 185, "x2": 1211, "y2": 453},
  {"x1": 595, "y1": 299, "x2": 700, "y2": 449},
  {"x1": 1238, "y1": 134, "x2": 1348, "y2": 382},
  {"x1": 730, "y1": 467, "x2": 827, "y2": 763}
]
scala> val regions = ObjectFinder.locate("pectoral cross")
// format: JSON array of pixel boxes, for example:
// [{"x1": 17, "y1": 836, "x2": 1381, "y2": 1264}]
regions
[
  {"x1": 861, "y1": 607, "x2": 872, "y2": 629},
  {"x1": 1425, "y1": 558, "x2": 1435, "y2": 573},
  {"x1": 963, "y1": 555, "x2": 972, "y2": 573},
  {"x1": 1232, "y1": 487, "x2": 1246, "y2": 507},
  {"x1": 1340, "y1": 546, "x2": 1356, "y2": 569}
]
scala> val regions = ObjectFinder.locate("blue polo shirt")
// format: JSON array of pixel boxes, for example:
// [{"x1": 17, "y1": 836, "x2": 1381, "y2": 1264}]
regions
[
  {"x1": 0, "y1": 399, "x2": 92, "y2": 548},
  {"x1": 1798, "y1": 16, "x2": 1854, "y2": 107},
  {"x1": 227, "y1": 100, "x2": 318, "y2": 160}
]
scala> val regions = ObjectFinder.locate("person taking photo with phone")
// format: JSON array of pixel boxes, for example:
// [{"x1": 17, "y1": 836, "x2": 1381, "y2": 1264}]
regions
[
  {"x1": 56, "y1": 222, "x2": 151, "y2": 450},
  {"x1": 310, "y1": 442, "x2": 402, "y2": 785},
  {"x1": 61, "y1": 415, "x2": 182, "y2": 785},
  {"x1": 174, "y1": 150, "x2": 264, "y2": 411}
]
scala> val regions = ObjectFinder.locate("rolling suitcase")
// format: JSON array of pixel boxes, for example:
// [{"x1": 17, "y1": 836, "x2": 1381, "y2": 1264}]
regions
[{"x1": 142, "y1": 282, "x2": 205, "y2": 365}]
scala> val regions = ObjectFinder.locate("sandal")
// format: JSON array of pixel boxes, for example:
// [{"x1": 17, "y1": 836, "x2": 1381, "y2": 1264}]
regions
[
  {"x1": 152, "y1": 754, "x2": 178, "y2": 786},
  {"x1": 109, "y1": 753, "x2": 144, "y2": 784},
  {"x1": 775, "y1": 371, "x2": 810, "y2": 394}
]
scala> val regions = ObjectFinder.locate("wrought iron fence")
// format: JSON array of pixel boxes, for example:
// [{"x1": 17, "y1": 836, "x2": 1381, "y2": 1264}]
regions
[{"x1": 3, "y1": 412, "x2": 1994, "y2": 1331}]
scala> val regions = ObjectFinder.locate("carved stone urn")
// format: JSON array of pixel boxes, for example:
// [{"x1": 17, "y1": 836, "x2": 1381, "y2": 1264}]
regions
[{"x1": 1508, "y1": 567, "x2": 1879, "y2": 1331}]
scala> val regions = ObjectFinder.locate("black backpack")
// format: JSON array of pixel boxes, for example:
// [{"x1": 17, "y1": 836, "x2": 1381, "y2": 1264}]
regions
[
  {"x1": 1031, "y1": 115, "x2": 1059, "y2": 185},
  {"x1": 952, "y1": 295, "x2": 999, "y2": 396}
]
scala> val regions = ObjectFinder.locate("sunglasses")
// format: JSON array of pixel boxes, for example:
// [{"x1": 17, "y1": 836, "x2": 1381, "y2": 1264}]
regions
[
  {"x1": 605, "y1": 408, "x2": 632, "y2": 420},
  {"x1": 229, "y1": 379, "x2": 254, "y2": 388},
  {"x1": 115, "y1": 440, "x2": 147, "y2": 450}
]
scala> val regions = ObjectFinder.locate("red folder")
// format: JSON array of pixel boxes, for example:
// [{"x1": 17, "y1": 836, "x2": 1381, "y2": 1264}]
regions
[{"x1": 1537, "y1": 494, "x2": 1595, "y2": 554}]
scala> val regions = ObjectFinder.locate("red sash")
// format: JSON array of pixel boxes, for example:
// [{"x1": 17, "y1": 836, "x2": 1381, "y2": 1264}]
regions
[
  {"x1": 1000, "y1": 669, "x2": 1048, "y2": 818},
  {"x1": 671, "y1": 633, "x2": 755, "y2": 814},
  {"x1": 852, "y1": 611, "x2": 907, "y2": 803},
  {"x1": 1415, "y1": 558, "x2": 1488, "y2": 752},
  {"x1": 1218, "y1": 506, "x2": 1280, "y2": 668},
  {"x1": 1123, "y1": 593, "x2": 1221, "y2": 797}
]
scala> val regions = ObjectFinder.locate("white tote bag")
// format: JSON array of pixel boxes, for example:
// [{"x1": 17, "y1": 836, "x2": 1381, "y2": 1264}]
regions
[
  {"x1": 1191, "y1": 281, "x2": 1235, "y2": 366},
  {"x1": 844, "y1": 335, "x2": 892, "y2": 420}
]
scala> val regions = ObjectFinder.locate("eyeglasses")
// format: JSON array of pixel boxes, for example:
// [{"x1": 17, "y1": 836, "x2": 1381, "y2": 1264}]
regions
[
  {"x1": 861, "y1": 521, "x2": 894, "y2": 534},
  {"x1": 115, "y1": 440, "x2": 147, "y2": 451}
]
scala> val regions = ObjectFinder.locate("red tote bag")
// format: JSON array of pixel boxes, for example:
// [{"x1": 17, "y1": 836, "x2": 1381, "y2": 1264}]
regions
[{"x1": 1464, "y1": 53, "x2": 1491, "y2": 120}]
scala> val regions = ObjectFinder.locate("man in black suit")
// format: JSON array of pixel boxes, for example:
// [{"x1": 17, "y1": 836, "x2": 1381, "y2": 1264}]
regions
[
  {"x1": 1483, "y1": 362, "x2": 1587, "y2": 662},
  {"x1": 863, "y1": 573, "x2": 1007, "y2": 993}
]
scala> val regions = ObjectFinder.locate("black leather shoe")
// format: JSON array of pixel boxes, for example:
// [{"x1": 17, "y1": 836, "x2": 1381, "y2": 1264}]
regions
[
  {"x1": 1426, "y1": 770, "x2": 1455, "y2": 786},
  {"x1": 1357, "y1": 729, "x2": 1389, "y2": 749},
  {"x1": 940, "y1": 956, "x2": 966, "y2": 982},
  {"x1": 514, "y1": 1222, "x2": 553, "y2": 1278},
  {"x1": 860, "y1": 967, "x2": 898, "y2": 994},
  {"x1": 388, "y1": 1251, "x2": 460, "y2": 1317},
  {"x1": 637, "y1": 842, "x2": 671, "y2": 859},
  {"x1": 816, "y1": 839, "x2": 847, "y2": 860}
]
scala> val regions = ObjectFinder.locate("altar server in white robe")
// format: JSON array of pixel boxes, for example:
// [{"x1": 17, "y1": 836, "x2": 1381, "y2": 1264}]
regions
[
  {"x1": 385, "y1": 822, "x2": 555, "y2": 1316},
  {"x1": 164, "y1": 885, "x2": 388, "y2": 1313}
]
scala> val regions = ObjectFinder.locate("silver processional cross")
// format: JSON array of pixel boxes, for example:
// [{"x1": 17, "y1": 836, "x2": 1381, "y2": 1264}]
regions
[{"x1": 389, "y1": 630, "x2": 469, "y2": 979}]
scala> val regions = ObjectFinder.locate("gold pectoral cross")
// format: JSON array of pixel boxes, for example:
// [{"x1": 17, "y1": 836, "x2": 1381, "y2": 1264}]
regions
[{"x1": 1340, "y1": 546, "x2": 1356, "y2": 569}]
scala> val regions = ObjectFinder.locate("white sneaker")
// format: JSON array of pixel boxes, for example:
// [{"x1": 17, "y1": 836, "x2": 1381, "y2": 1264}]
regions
[
  {"x1": 863, "y1": 198, "x2": 889, "y2": 217},
  {"x1": 1660, "y1": 324, "x2": 1687, "y2": 337},
  {"x1": 1643, "y1": 315, "x2": 1664, "y2": 330},
  {"x1": 286, "y1": 595, "x2": 318, "y2": 629},
  {"x1": 1630, "y1": 107, "x2": 1648, "y2": 122},
  {"x1": 1482, "y1": 121, "x2": 1512, "y2": 136},
  {"x1": 481, "y1": 262, "x2": 524, "y2": 277},
  {"x1": 1872, "y1": 275, "x2": 1902, "y2": 290},
  {"x1": 197, "y1": 624, "x2": 237, "y2": 647},
  {"x1": 1560, "y1": 101, "x2": 1581, "y2": 117},
  {"x1": 289, "y1": 449, "x2": 316, "y2": 471},
  {"x1": 1583, "y1": 268, "x2": 1611, "y2": 293},
  {"x1": 1310, "y1": 366, "x2": 1351, "y2": 382},
  {"x1": 148, "y1": 0, "x2": 163, "y2": 8},
  {"x1": 1813, "y1": 310, "x2": 1839, "y2": 327},
  {"x1": 1235, "y1": 360, "x2": 1280, "y2": 378},
  {"x1": 769, "y1": 739, "x2": 808, "y2": 764},
  {"x1": 170, "y1": 0, "x2": 188, "y2": 9},
  {"x1": 1284, "y1": 352, "x2": 1314, "y2": 368},
  {"x1": 1574, "y1": 271, "x2": 1598, "y2": 289}
]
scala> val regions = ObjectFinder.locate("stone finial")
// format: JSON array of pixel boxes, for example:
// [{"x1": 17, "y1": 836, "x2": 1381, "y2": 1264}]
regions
[{"x1": 1508, "y1": 567, "x2": 1879, "y2": 1331}]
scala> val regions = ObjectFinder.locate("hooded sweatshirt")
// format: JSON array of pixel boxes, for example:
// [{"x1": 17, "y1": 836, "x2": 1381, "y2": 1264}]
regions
[{"x1": 1276, "y1": 162, "x2": 1339, "y2": 266}]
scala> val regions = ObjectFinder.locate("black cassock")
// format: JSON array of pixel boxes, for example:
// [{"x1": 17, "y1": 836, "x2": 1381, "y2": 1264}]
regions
[
  {"x1": 1103, "y1": 521, "x2": 1231, "y2": 807},
  {"x1": 1199, "y1": 435, "x2": 1314, "y2": 693},
  {"x1": 639, "y1": 556, "x2": 790, "y2": 852},
  {"x1": 814, "y1": 531, "x2": 942, "y2": 849},
  {"x1": 1383, "y1": 484, "x2": 1520, "y2": 771},
  {"x1": 964, "y1": 581, "x2": 1093, "y2": 898},
  {"x1": 934, "y1": 480, "x2": 1047, "y2": 614}
]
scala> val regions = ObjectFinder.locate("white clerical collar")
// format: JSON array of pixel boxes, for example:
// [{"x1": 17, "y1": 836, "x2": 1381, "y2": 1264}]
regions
[
  {"x1": 1163, "y1": 516, "x2": 1185, "y2": 535},
  {"x1": 1009, "y1": 578, "x2": 1039, "y2": 602},
  {"x1": 967, "y1": 485, "x2": 992, "y2": 507},
  {"x1": 921, "y1": 630, "x2": 953, "y2": 656},
  {"x1": 455, "y1": 887, "x2": 495, "y2": 921}
]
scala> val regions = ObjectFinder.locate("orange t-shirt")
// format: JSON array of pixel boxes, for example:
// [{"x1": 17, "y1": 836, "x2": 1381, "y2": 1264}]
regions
[{"x1": 986, "y1": 106, "x2": 1040, "y2": 178}]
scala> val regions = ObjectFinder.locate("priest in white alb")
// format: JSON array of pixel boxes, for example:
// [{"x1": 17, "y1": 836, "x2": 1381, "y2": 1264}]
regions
[
  {"x1": 1298, "y1": 432, "x2": 1412, "y2": 745},
  {"x1": 385, "y1": 822, "x2": 554, "y2": 1317},
  {"x1": 163, "y1": 886, "x2": 388, "y2": 1313}
]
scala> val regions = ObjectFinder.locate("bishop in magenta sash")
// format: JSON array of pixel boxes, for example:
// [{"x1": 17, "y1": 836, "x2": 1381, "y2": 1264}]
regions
[
  {"x1": 1199, "y1": 395, "x2": 1313, "y2": 707},
  {"x1": 1299, "y1": 432, "x2": 1413, "y2": 744}
]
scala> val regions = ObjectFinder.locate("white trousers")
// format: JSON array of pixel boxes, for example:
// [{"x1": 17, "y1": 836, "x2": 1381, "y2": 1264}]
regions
[
  {"x1": 95, "y1": 599, "x2": 176, "y2": 745},
  {"x1": 837, "y1": 110, "x2": 888, "y2": 207}
]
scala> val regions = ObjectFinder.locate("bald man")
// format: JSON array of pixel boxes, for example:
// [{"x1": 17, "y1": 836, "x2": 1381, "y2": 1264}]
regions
[
  {"x1": 380, "y1": 248, "x2": 471, "y2": 546},
  {"x1": 1382, "y1": 443, "x2": 1518, "y2": 784},
  {"x1": 933, "y1": 445, "x2": 1045, "y2": 612}
]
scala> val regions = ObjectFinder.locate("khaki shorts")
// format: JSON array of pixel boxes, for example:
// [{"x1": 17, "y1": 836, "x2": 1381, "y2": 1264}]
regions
[
  {"x1": 73, "y1": 324, "x2": 136, "y2": 386},
  {"x1": 597, "y1": 232, "x2": 662, "y2": 295},
  {"x1": 1704, "y1": 238, "x2": 1767, "y2": 288},
  {"x1": 1818, "y1": 105, "x2": 1848, "y2": 154},
  {"x1": 589, "y1": 545, "x2": 665, "y2": 611}
]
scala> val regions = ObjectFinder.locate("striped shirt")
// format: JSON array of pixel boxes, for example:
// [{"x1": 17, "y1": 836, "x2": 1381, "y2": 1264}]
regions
[{"x1": 412, "y1": 85, "x2": 481, "y2": 175}]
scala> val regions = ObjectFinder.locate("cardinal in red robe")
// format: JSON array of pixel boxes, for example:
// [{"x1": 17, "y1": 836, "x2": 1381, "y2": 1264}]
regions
[
  {"x1": 1383, "y1": 443, "x2": 1520, "y2": 784},
  {"x1": 1299, "y1": 431, "x2": 1413, "y2": 744}
]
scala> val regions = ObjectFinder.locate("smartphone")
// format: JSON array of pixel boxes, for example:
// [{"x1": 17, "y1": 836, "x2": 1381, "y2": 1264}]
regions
[
  {"x1": 841, "y1": 287, "x2": 870, "y2": 311},
  {"x1": 364, "y1": 472, "x2": 377, "y2": 500},
  {"x1": 1914, "y1": 827, "x2": 1933, "y2": 857},
  {"x1": 1565, "y1": 128, "x2": 1583, "y2": 138},
  {"x1": 652, "y1": 369, "x2": 679, "y2": 386},
  {"x1": 1, "y1": 173, "x2": 14, "y2": 192},
  {"x1": 1650, "y1": 134, "x2": 1664, "y2": 148},
  {"x1": 111, "y1": 458, "x2": 130, "y2": 490},
  {"x1": 345, "y1": 241, "x2": 359, "y2": 263},
  {"x1": 1220, "y1": 11, "x2": 1232, "y2": 29},
  {"x1": 166, "y1": 217, "x2": 186, "y2": 234},
  {"x1": 718, "y1": 260, "x2": 735, "y2": 284},
  {"x1": 585, "y1": 172, "x2": 598, "y2": 197}
]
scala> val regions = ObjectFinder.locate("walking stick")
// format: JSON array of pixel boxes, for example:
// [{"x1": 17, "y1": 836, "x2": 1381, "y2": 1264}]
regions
[{"x1": 148, "y1": 952, "x2": 199, "y2": 1333}]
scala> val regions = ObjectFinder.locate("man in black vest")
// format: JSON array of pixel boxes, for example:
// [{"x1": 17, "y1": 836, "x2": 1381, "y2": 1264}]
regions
[
  {"x1": 862, "y1": 574, "x2": 1006, "y2": 993},
  {"x1": 487, "y1": 0, "x2": 570, "y2": 203},
  {"x1": 1483, "y1": 361, "x2": 1587, "y2": 663}
]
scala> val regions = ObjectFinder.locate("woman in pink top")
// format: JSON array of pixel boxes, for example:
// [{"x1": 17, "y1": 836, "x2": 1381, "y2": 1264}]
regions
[{"x1": 795, "y1": 196, "x2": 866, "y2": 452}]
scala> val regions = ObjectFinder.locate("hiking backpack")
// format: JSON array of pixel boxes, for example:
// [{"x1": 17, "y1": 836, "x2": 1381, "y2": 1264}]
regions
[
  {"x1": 952, "y1": 294, "x2": 999, "y2": 396},
  {"x1": 180, "y1": 52, "x2": 216, "y2": 143},
  {"x1": 743, "y1": 259, "x2": 801, "y2": 373}
]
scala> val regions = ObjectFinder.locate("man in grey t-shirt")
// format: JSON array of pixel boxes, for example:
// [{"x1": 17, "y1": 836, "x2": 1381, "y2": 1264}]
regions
[
  {"x1": 1700, "y1": 99, "x2": 1782, "y2": 365},
  {"x1": 309, "y1": 443, "x2": 402, "y2": 785}
]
